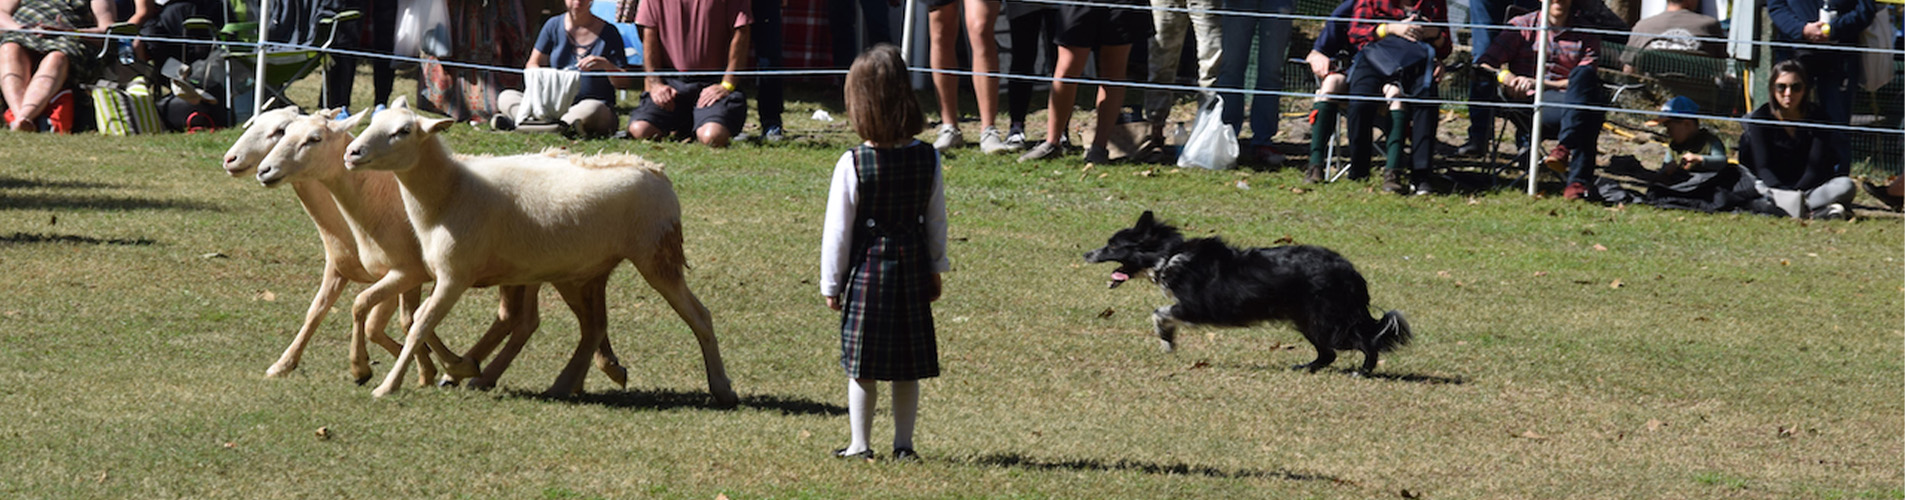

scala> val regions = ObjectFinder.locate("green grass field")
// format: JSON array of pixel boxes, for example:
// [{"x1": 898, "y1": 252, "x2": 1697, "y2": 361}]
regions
[{"x1": 0, "y1": 77, "x2": 1899, "y2": 499}]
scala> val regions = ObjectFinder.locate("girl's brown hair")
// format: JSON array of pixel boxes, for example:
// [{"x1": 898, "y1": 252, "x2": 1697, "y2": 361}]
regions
[{"x1": 845, "y1": 44, "x2": 926, "y2": 145}]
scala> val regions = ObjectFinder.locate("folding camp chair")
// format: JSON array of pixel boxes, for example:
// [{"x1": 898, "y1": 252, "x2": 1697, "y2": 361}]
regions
[{"x1": 219, "y1": 0, "x2": 361, "y2": 121}]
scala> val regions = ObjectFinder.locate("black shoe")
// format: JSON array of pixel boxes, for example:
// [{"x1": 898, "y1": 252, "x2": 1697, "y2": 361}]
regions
[
  {"x1": 1381, "y1": 169, "x2": 1407, "y2": 194},
  {"x1": 833, "y1": 448, "x2": 873, "y2": 460},
  {"x1": 1455, "y1": 142, "x2": 1484, "y2": 157},
  {"x1": 1304, "y1": 164, "x2": 1325, "y2": 184},
  {"x1": 1861, "y1": 179, "x2": 1903, "y2": 211},
  {"x1": 490, "y1": 113, "x2": 515, "y2": 132},
  {"x1": 1413, "y1": 180, "x2": 1435, "y2": 196},
  {"x1": 892, "y1": 447, "x2": 920, "y2": 462}
]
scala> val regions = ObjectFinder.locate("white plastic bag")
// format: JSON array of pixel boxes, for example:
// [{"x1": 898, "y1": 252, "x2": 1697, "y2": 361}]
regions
[
  {"x1": 1860, "y1": 9, "x2": 1895, "y2": 92},
  {"x1": 1177, "y1": 96, "x2": 1239, "y2": 170},
  {"x1": 396, "y1": 0, "x2": 450, "y2": 58}
]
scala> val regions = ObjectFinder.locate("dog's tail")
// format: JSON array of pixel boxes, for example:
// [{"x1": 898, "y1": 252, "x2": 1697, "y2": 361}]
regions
[{"x1": 1369, "y1": 310, "x2": 1414, "y2": 353}]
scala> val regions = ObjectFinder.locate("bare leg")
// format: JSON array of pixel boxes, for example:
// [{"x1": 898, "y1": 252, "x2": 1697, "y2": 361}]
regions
[
  {"x1": 1042, "y1": 45, "x2": 1092, "y2": 148},
  {"x1": 0, "y1": 44, "x2": 29, "y2": 124},
  {"x1": 695, "y1": 121, "x2": 732, "y2": 148},
  {"x1": 963, "y1": 0, "x2": 1001, "y2": 131},
  {"x1": 14, "y1": 51, "x2": 68, "y2": 130},
  {"x1": 929, "y1": 4, "x2": 962, "y2": 128},
  {"x1": 1089, "y1": 44, "x2": 1133, "y2": 151}
]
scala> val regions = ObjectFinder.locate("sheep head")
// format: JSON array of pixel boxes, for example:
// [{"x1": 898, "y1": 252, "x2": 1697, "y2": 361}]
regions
[
  {"x1": 256, "y1": 109, "x2": 366, "y2": 188},
  {"x1": 345, "y1": 96, "x2": 455, "y2": 173},
  {"x1": 221, "y1": 106, "x2": 303, "y2": 177}
]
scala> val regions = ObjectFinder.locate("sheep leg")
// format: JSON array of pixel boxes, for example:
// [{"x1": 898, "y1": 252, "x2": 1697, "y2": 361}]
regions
[
  {"x1": 357, "y1": 272, "x2": 475, "y2": 380},
  {"x1": 351, "y1": 297, "x2": 395, "y2": 384},
  {"x1": 593, "y1": 333, "x2": 627, "y2": 389},
  {"x1": 267, "y1": 263, "x2": 349, "y2": 378},
  {"x1": 468, "y1": 285, "x2": 542, "y2": 390},
  {"x1": 632, "y1": 235, "x2": 737, "y2": 407},
  {"x1": 387, "y1": 287, "x2": 440, "y2": 387},
  {"x1": 373, "y1": 278, "x2": 470, "y2": 398},
  {"x1": 546, "y1": 275, "x2": 611, "y2": 397}
]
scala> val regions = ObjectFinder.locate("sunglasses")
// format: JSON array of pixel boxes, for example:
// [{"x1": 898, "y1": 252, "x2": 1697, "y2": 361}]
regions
[{"x1": 1774, "y1": 83, "x2": 1807, "y2": 93}]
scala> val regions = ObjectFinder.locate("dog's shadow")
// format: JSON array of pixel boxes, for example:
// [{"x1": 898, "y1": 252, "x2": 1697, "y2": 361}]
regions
[
  {"x1": 500, "y1": 386, "x2": 845, "y2": 416},
  {"x1": 1213, "y1": 363, "x2": 1467, "y2": 385},
  {"x1": 957, "y1": 451, "x2": 1342, "y2": 483}
]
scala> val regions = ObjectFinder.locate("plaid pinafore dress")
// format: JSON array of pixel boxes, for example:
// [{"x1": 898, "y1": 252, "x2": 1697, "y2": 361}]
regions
[{"x1": 838, "y1": 142, "x2": 940, "y2": 381}]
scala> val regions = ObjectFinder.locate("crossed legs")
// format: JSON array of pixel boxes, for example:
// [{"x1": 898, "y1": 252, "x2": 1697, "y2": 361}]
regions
[{"x1": 0, "y1": 43, "x2": 68, "y2": 132}]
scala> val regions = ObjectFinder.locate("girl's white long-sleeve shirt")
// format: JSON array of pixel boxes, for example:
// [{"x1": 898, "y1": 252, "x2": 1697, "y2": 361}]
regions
[{"x1": 819, "y1": 144, "x2": 950, "y2": 298}]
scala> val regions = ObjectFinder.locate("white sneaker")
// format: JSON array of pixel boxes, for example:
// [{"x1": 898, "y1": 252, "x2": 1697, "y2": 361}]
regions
[
  {"x1": 1004, "y1": 130, "x2": 1026, "y2": 149},
  {"x1": 933, "y1": 123, "x2": 964, "y2": 151},
  {"x1": 978, "y1": 126, "x2": 1017, "y2": 154},
  {"x1": 1812, "y1": 203, "x2": 1849, "y2": 220}
]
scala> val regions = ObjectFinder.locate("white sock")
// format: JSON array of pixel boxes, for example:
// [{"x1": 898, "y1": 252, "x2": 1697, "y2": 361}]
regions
[
  {"x1": 891, "y1": 380, "x2": 919, "y2": 451},
  {"x1": 843, "y1": 378, "x2": 876, "y2": 454}
]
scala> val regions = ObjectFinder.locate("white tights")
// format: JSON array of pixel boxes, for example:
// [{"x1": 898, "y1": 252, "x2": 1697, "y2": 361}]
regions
[{"x1": 842, "y1": 378, "x2": 920, "y2": 454}]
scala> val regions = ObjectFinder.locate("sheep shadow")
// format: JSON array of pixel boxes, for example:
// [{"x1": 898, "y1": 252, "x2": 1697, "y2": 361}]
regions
[
  {"x1": 0, "y1": 232, "x2": 156, "y2": 246},
  {"x1": 959, "y1": 452, "x2": 1343, "y2": 483},
  {"x1": 506, "y1": 386, "x2": 844, "y2": 416},
  {"x1": 0, "y1": 175, "x2": 119, "y2": 190},
  {"x1": 0, "y1": 192, "x2": 223, "y2": 212}
]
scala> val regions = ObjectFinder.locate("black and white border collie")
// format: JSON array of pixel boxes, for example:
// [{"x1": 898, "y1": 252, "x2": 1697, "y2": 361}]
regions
[{"x1": 1083, "y1": 211, "x2": 1413, "y2": 375}]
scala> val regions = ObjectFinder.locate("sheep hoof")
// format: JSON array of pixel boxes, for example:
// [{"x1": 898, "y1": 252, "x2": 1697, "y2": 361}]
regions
[
  {"x1": 603, "y1": 365, "x2": 628, "y2": 388},
  {"x1": 710, "y1": 390, "x2": 740, "y2": 409},
  {"x1": 354, "y1": 375, "x2": 372, "y2": 386},
  {"x1": 436, "y1": 377, "x2": 458, "y2": 388},
  {"x1": 371, "y1": 384, "x2": 398, "y2": 398},
  {"x1": 466, "y1": 377, "x2": 495, "y2": 391},
  {"x1": 445, "y1": 358, "x2": 482, "y2": 380},
  {"x1": 265, "y1": 363, "x2": 295, "y2": 378}
]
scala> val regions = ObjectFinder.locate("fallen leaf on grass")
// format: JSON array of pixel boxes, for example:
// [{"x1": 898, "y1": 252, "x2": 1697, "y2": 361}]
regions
[
  {"x1": 1189, "y1": 360, "x2": 1210, "y2": 370},
  {"x1": 1096, "y1": 307, "x2": 1116, "y2": 319},
  {"x1": 222, "y1": 442, "x2": 236, "y2": 449},
  {"x1": 1533, "y1": 271, "x2": 1548, "y2": 277},
  {"x1": 258, "y1": 290, "x2": 277, "y2": 302},
  {"x1": 1593, "y1": 244, "x2": 1608, "y2": 251},
  {"x1": 1273, "y1": 235, "x2": 1295, "y2": 245},
  {"x1": 315, "y1": 427, "x2": 330, "y2": 440},
  {"x1": 1645, "y1": 419, "x2": 1664, "y2": 432},
  {"x1": 1436, "y1": 270, "x2": 1452, "y2": 278},
  {"x1": 201, "y1": 252, "x2": 228, "y2": 259},
  {"x1": 1781, "y1": 259, "x2": 1791, "y2": 266},
  {"x1": 799, "y1": 430, "x2": 811, "y2": 439},
  {"x1": 717, "y1": 494, "x2": 731, "y2": 500},
  {"x1": 1135, "y1": 169, "x2": 1156, "y2": 177},
  {"x1": 1400, "y1": 489, "x2": 1421, "y2": 499},
  {"x1": 1519, "y1": 430, "x2": 1547, "y2": 440},
  {"x1": 1609, "y1": 279, "x2": 1624, "y2": 289}
]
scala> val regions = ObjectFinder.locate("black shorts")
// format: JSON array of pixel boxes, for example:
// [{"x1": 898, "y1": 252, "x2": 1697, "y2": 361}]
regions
[
  {"x1": 629, "y1": 78, "x2": 749, "y2": 136},
  {"x1": 1054, "y1": 1, "x2": 1154, "y2": 48},
  {"x1": 929, "y1": 0, "x2": 999, "y2": 10}
]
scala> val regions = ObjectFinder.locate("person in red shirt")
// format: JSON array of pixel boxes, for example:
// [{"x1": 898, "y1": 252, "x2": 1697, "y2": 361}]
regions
[
  {"x1": 1339, "y1": 0, "x2": 1450, "y2": 195},
  {"x1": 1477, "y1": 0, "x2": 1606, "y2": 200},
  {"x1": 626, "y1": 0, "x2": 753, "y2": 148}
]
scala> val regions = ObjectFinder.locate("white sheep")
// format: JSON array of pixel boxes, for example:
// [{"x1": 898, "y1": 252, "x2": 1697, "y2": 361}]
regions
[
  {"x1": 252, "y1": 109, "x2": 630, "y2": 390},
  {"x1": 343, "y1": 97, "x2": 736, "y2": 404},
  {"x1": 221, "y1": 107, "x2": 441, "y2": 385}
]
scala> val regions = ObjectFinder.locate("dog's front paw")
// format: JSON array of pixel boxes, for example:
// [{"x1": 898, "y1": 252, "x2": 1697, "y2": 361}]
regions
[{"x1": 1158, "y1": 339, "x2": 1175, "y2": 352}]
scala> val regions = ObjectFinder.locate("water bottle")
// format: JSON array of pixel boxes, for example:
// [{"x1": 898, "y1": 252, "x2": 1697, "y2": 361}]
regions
[
  {"x1": 1819, "y1": 5, "x2": 1838, "y2": 38},
  {"x1": 116, "y1": 41, "x2": 134, "y2": 66},
  {"x1": 1171, "y1": 121, "x2": 1190, "y2": 146}
]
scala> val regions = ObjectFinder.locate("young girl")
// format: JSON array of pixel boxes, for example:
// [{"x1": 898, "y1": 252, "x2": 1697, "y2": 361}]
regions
[{"x1": 820, "y1": 44, "x2": 949, "y2": 461}]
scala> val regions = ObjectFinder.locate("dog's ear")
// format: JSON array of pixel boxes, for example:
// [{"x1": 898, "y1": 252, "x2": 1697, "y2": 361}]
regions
[{"x1": 1136, "y1": 211, "x2": 1156, "y2": 228}]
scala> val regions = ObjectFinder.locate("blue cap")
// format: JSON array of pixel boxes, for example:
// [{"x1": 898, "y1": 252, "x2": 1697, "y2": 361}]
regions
[{"x1": 1646, "y1": 96, "x2": 1699, "y2": 126}]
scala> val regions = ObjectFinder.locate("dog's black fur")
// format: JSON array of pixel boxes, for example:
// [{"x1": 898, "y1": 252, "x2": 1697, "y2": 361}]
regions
[{"x1": 1083, "y1": 211, "x2": 1413, "y2": 374}]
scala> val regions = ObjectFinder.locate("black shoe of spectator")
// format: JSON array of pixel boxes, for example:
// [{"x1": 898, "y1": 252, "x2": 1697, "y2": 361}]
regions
[
  {"x1": 1456, "y1": 142, "x2": 1484, "y2": 157},
  {"x1": 1381, "y1": 169, "x2": 1407, "y2": 194},
  {"x1": 1861, "y1": 179, "x2": 1903, "y2": 211}
]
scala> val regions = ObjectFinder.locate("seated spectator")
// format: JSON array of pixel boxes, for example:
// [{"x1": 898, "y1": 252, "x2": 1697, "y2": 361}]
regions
[
  {"x1": 1304, "y1": 0, "x2": 1403, "y2": 183},
  {"x1": 1621, "y1": 0, "x2": 1724, "y2": 74},
  {"x1": 1478, "y1": 0, "x2": 1605, "y2": 201},
  {"x1": 1739, "y1": 59, "x2": 1856, "y2": 220},
  {"x1": 1633, "y1": 95, "x2": 1751, "y2": 210},
  {"x1": 0, "y1": 0, "x2": 116, "y2": 132},
  {"x1": 1015, "y1": 0, "x2": 1152, "y2": 163},
  {"x1": 492, "y1": 2, "x2": 633, "y2": 138},
  {"x1": 627, "y1": 0, "x2": 751, "y2": 147},
  {"x1": 1341, "y1": 0, "x2": 1451, "y2": 194},
  {"x1": 133, "y1": 0, "x2": 224, "y2": 71}
]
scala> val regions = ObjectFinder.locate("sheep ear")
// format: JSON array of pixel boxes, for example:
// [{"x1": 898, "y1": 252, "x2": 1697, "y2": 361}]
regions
[
  {"x1": 315, "y1": 107, "x2": 342, "y2": 120},
  {"x1": 421, "y1": 116, "x2": 456, "y2": 134},
  {"x1": 391, "y1": 95, "x2": 410, "y2": 109},
  {"x1": 332, "y1": 109, "x2": 367, "y2": 131}
]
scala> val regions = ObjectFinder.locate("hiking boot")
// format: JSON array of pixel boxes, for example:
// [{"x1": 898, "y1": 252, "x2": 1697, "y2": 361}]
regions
[
  {"x1": 1563, "y1": 181, "x2": 1590, "y2": 200},
  {"x1": 1381, "y1": 169, "x2": 1407, "y2": 194},
  {"x1": 1304, "y1": 164, "x2": 1325, "y2": 184},
  {"x1": 1252, "y1": 145, "x2": 1286, "y2": 167},
  {"x1": 979, "y1": 126, "x2": 1016, "y2": 154},
  {"x1": 1811, "y1": 203, "x2": 1849, "y2": 220},
  {"x1": 1543, "y1": 145, "x2": 1570, "y2": 174},
  {"x1": 933, "y1": 123, "x2": 964, "y2": 151},
  {"x1": 763, "y1": 125, "x2": 785, "y2": 142},
  {"x1": 1017, "y1": 140, "x2": 1066, "y2": 163},
  {"x1": 1083, "y1": 146, "x2": 1114, "y2": 164}
]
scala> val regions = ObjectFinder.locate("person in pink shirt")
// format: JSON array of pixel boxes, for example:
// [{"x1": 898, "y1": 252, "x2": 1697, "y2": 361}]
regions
[{"x1": 627, "y1": 0, "x2": 753, "y2": 147}]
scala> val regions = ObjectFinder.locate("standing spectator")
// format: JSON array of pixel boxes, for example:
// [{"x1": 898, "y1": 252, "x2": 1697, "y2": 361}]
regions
[
  {"x1": 627, "y1": 0, "x2": 752, "y2": 148},
  {"x1": 1215, "y1": 0, "x2": 1290, "y2": 165},
  {"x1": 1740, "y1": 59, "x2": 1857, "y2": 219},
  {"x1": 492, "y1": 0, "x2": 634, "y2": 138},
  {"x1": 1015, "y1": 0, "x2": 1154, "y2": 163},
  {"x1": 1767, "y1": 0, "x2": 1875, "y2": 169},
  {"x1": 926, "y1": 0, "x2": 1009, "y2": 153},
  {"x1": 1478, "y1": 0, "x2": 1605, "y2": 200},
  {"x1": 1342, "y1": 0, "x2": 1450, "y2": 194},
  {"x1": 1139, "y1": 0, "x2": 1222, "y2": 158},
  {"x1": 821, "y1": 44, "x2": 948, "y2": 461},
  {"x1": 1003, "y1": 0, "x2": 1058, "y2": 149},
  {"x1": 829, "y1": 0, "x2": 894, "y2": 70},
  {"x1": 0, "y1": 0, "x2": 115, "y2": 132},
  {"x1": 752, "y1": 0, "x2": 786, "y2": 141}
]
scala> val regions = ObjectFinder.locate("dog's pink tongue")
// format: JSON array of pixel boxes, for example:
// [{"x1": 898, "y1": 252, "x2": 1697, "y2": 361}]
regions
[{"x1": 1111, "y1": 271, "x2": 1130, "y2": 282}]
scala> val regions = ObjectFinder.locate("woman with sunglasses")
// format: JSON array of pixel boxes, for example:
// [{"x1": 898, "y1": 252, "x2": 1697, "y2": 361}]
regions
[{"x1": 1738, "y1": 59, "x2": 1856, "y2": 220}]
